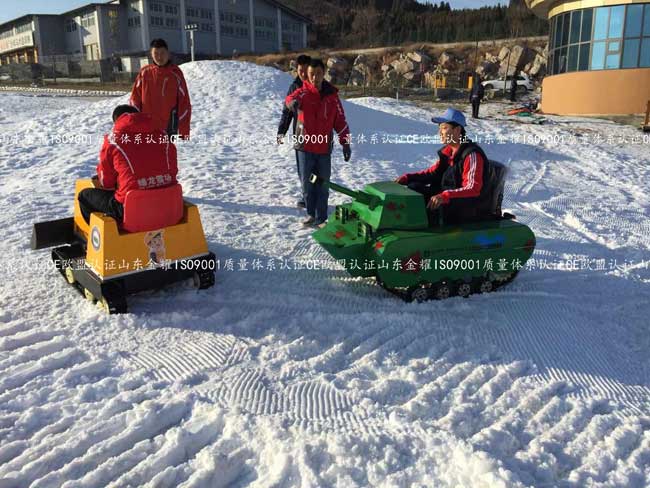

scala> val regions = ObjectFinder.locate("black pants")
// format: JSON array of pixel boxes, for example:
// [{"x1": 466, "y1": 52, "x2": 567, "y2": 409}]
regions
[
  {"x1": 295, "y1": 149, "x2": 305, "y2": 203},
  {"x1": 78, "y1": 188, "x2": 124, "y2": 224},
  {"x1": 471, "y1": 99, "x2": 481, "y2": 118},
  {"x1": 407, "y1": 181, "x2": 483, "y2": 225}
]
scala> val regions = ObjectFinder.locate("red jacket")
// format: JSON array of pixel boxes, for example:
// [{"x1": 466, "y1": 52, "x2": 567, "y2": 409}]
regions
[
  {"x1": 402, "y1": 144, "x2": 486, "y2": 204},
  {"x1": 130, "y1": 63, "x2": 192, "y2": 139},
  {"x1": 97, "y1": 113, "x2": 178, "y2": 204},
  {"x1": 285, "y1": 80, "x2": 350, "y2": 155}
]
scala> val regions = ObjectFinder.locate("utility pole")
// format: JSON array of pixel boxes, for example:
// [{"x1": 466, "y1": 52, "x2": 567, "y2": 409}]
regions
[{"x1": 184, "y1": 23, "x2": 199, "y2": 62}]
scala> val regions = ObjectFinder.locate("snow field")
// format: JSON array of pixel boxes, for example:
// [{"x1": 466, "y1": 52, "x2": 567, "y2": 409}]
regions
[{"x1": 0, "y1": 60, "x2": 649, "y2": 487}]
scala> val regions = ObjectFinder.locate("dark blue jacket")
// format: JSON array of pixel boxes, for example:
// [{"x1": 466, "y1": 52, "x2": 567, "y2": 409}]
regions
[{"x1": 277, "y1": 76, "x2": 303, "y2": 136}]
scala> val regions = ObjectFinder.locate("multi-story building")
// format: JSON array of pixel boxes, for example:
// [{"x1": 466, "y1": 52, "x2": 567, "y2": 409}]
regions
[
  {"x1": 0, "y1": 0, "x2": 310, "y2": 70},
  {"x1": 526, "y1": 0, "x2": 650, "y2": 115}
]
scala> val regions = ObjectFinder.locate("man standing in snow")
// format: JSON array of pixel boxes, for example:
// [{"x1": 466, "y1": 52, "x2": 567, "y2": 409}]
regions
[
  {"x1": 130, "y1": 38, "x2": 192, "y2": 140},
  {"x1": 509, "y1": 76, "x2": 517, "y2": 103},
  {"x1": 395, "y1": 108, "x2": 493, "y2": 224},
  {"x1": 285, "y1": 58, "x2": 352, "y2": 227},
  {"x1": 77, "y1": 105, "x2": 179, "y2": 224},
  {"x1": 469, "y1": 73, "x2": 485, "y2": 119},
  {"x1": 277, "y1": 54, "x2": 311, "y2": 208}
]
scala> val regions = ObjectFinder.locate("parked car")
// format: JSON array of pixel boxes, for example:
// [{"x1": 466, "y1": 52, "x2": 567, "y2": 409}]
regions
[{"x1": 482, "y1": 73, "x2": 533, "y2": 92}]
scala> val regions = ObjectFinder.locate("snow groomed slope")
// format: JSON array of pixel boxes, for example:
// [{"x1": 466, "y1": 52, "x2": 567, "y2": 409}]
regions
[{"x1": 0, "y1": 61, "x2": 649, "y2": 487}]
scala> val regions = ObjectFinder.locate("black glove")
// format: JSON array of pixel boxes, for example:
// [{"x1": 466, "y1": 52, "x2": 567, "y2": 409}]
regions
[{"x1": 342, "y1": 143, "x2": 352, "y2": 162}]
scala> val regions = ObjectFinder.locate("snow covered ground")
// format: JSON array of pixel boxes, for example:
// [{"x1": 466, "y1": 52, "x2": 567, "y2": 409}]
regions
[{"x1": 0, "y1": 61, "x2": 649, "y2": 487}]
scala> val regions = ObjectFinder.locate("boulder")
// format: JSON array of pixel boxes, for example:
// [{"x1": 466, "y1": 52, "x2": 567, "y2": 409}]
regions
[
  {"x1": 528, "y1": 53, "x2": 547, "y2": 77},
  {"x1": 476, "y1": 61, "x2": 498, "y2": 79},
  {"x1": 346, "y1": 54, "x2": 374, "y2": 86},
  {"x1": 379, "y1": 69, "x2": 399, "y2": 87},
  {"x1": 327, "y1": 56, "x2": 348, "y2": 73},
  {"x1": 325, "y1": 67, "x2": 347, "y2": 85},
  {"x1": 438, "y1": 51, "x2": 456, "y2": 70},
  {"x1": 391, "y1": 57, "x2": 416, "y2": 75},
  {"x1": 407, "y1": 50, "x2": 432, "y2": 66}
]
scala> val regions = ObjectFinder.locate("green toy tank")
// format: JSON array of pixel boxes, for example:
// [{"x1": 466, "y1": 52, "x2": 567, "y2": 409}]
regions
[{"x1": 312, "y1": 173, "x2": 536, "y2": 302}]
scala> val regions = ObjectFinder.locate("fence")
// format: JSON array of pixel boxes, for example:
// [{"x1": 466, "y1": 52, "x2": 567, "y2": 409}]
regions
[{"x1": 0, "y1": 54, "x2": 137, "y2": 85}]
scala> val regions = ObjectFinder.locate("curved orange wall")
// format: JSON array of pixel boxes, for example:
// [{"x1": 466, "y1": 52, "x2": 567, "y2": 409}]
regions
[{"x1": 541, "y1": 69, "x2": 650, "y2": 115}]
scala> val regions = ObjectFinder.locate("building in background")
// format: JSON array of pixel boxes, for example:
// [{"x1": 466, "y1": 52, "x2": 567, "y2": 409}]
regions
[
  {"x1": 0, "y1": 0, "x2": 310, "y2": 73},
  {"x1": 527, "y1": 0, "x2": 650, "y2": 115}
]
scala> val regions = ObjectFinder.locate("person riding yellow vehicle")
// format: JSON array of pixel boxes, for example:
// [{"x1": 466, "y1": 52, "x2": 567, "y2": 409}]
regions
[{"x1": 31, "y1": 105, "x2": 215, "y2": 314}]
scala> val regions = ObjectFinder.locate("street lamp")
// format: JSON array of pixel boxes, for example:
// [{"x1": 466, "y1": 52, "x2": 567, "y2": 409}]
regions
[{"x1": 184, "y1": 23, "x2": 199, "y2": 62}]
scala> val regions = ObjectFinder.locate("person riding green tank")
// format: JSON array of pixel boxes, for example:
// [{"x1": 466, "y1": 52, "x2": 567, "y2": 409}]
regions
[{"x1": 395, "y1": 108, "x2": 494, "y2": 225}]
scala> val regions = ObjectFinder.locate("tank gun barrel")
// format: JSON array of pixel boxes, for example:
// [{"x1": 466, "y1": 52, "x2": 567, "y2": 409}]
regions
[{"x1": 310, "y1": 174, "x2": 380, "y2": 209}]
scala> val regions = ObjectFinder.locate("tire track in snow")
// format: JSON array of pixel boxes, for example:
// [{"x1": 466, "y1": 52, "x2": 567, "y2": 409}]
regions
[
  {"x1": 125, "y1": 334, "x2": 250, "y2": 382},
  {"x1": 485, "y1": 296, "x2": 650, "y2": 415}
]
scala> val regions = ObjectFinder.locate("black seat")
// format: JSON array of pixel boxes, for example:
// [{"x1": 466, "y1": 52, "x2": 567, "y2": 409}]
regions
[{"x1": 488, "y1": 160, "x2": 508, "y2": 218}]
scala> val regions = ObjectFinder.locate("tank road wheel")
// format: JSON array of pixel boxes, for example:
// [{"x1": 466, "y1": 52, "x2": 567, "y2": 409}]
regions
[
  {"x1": 193, "y1": 270, "x2": 215, "y2": 290},
  {"x1": 479, "y1": 280, "x2": 494, "y2": 294},
  {"x1": 96, "y1": 297, "x2": 108, "y2": 313},
  {"x1": 97, "y1": 283, "x2": 127, "y2": 315},
  {"x1": 84, "y1": 288, "x2": 95, "y2": 302},
  {"x1": 434, "y1": 283, "x2": 451, "y2": 300},
  {"x1": 457, "y1": 282, "x2": 472, "y2": 298},
  {"x1": 409, "y1": 286, "x2": 431, "y2": 303},
  {"x1": 64, "y1": 266, "x2": 76, "y2": 285}
]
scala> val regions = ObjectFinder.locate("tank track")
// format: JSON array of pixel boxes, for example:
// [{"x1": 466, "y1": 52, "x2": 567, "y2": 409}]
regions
[{"x1": 379, "y1": 271, "x2": 519, "y2": 303}]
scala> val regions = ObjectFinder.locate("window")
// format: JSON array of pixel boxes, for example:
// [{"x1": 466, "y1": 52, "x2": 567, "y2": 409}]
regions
[
  {"x1": 16, "y1": 23, "x2": 32, "y2": 34},
  {"x1": 594, "y1": 7, "x2": 608, "y2": 40},
  {"x1": 150, "y1": 2, "x2": 162, "y2": 13},
  {"x1": 567, "y1": 44, "x2": 579, "y2": 72},
  {"x1": 128, "y1": 16, "x2": 141, "y2": 28},
  {"x1": 201, "y1": 9, "x2": 213, "y2": 20},
  {"x1": 605, "y1": 52, "x2": 620, "y2": 69},
  {"x1": 85, "y1": 43, "x2": 99, "y2": 61},
  {"x1": 622, "y1": 39, "x2": 640, "y2": 68},
  {"x1": 221, "y1": 11, "x2": 250, "y2": 37},
  {"x1": 581, "y1": 9, "x2": 593, "y2": 43},
  {"x1": 625, "y1": 5, "x2": 643, "y2": 38},
  {"x1": 165, "y1": 17, "x2": 179, "y2": 28},
  {"x1": 164, "y1": 5, "x2": 178, "y2": 15},
  {"x1": 151, "y1": 16, "x2": 163, "y2": 27},
  {"x1": 187, "y1": 7, "x2": 199, "y2": 18},
  {"x1": 65, "y1": 19, "x2": 77, "y2": 33},
  {"x1": 80, "y1": 13, "x2": 96, "y2": 28},
  {"x1": 578, "y1": 43, "x2": 590, "y2": 71},
  {"x1": 591, "y1": 41, "x2": 606, "y2": 70},
  {"x1": 553, "y1": 14, "x2": 563, "y2": 49},
  {"x1": 550, "y1": 4, "x2": 650, "y2": 74},
  {"x1": 641, "y1": 38, "x2": 650, "y2": 67},
  {"x1": 570, "y1": 11, "x2": 581, "y2": 45},
  {"x1": 609, "y1": 6, "x2": 625, "y2": 39}
]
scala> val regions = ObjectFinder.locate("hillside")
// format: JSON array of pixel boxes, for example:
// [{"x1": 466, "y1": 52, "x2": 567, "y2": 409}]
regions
[{"x1": 281, "y1": 0, "x2": 548, "y2": 48}]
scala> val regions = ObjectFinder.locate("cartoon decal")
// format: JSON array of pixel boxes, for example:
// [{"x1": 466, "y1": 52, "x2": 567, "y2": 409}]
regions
[{"x1": 144, "y1": 230, "x2": 166, "y2": 265}]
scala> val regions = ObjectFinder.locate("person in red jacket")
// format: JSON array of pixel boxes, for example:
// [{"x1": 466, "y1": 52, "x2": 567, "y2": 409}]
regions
[
  {"x1": 77, "y1": 105, "x2": 179, "y2": 224},
  {"x1": 130, "y1": 38, "x2": 192, "y2": 139},
  {"x1": 286, "y1": 58, "x2": 352, "y2": 227},
  {"x1": 395, "y1": 108, "x2": 494, "y2": 224}
]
